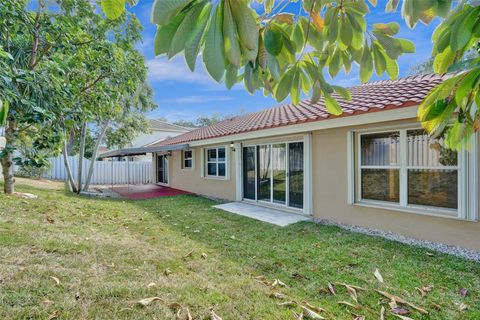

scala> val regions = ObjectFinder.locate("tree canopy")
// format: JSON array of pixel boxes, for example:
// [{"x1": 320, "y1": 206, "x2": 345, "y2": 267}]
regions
[
  {"x1": 0, "y1": 0, "x2": 155, "y2": 193},
  {"x1": 102, "y1": 0, "x2": 480, "y2": 150}
]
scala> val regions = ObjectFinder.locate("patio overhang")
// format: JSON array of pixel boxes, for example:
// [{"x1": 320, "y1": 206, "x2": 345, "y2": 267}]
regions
[{"x1": 98, "y1": 144, "x2": 189, "y2": 158}]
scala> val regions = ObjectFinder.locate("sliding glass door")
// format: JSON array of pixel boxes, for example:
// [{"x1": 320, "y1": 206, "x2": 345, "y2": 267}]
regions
[
  {"x1": 243, "y1": 146, "x2": 256, "y2": 200},
  {"x1": 242, "y1": 142, "x2": 303, "y2": 210},
  {"x1": 157, "y1": 154, "x2": 168, "y2": 184}
]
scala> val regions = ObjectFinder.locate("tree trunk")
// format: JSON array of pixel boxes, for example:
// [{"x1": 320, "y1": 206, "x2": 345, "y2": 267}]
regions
[
  {"x1": 63, "y1": 139, "x2": 77, "y2": 193},
  {"x1": 1, "y1": 120, "x2": 16, "y2": 194},
  {"x1": 83, "y1": 123, "x2": 107, "y2": 191},
  {"x1": 76, "y1": 121, "x2": 87, "y2": 194}
]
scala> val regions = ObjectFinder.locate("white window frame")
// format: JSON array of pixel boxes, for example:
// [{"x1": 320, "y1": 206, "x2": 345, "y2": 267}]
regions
[
  {"x1": 204, "y1": 146, "x2": 228, "y2": 179},
  {"x1": 182, "y1": 149, "x2": 194, "y2": 170},
  {"x1": 349, "y1": 126, "x2": 478, "y2": 221}
]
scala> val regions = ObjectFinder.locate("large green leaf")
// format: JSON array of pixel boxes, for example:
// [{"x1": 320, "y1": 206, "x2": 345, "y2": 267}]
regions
[
  {"x1": 230, "y1": 0, "x2": 259, "y2": 51},
  {"x1": 154, "y1": 13, "x2": 187, "y2": 56},
  {"x1": 223, "y1": 0, "x2": 241, "y2": 67},
  {"x1": 0, "y1": 100, "x2": 8, "y2": 125},
  {"x1": 151, "y1": 0, "x2": 192, "y2": 26},
  {"x1": 101, "y1": 0, "x2": 126, "y2": 20},
  {"x1": 359, "y1": 45, "x2": 373, "y2": 83},
  {"x1": 225, "y1": 63, "x2": 238, "y2": 89},
  {"x1": 324, "y1": 92, "x2": 343, "y2": 115},
  {"x1": 275, "y1": 66, "x2": 296, "y2": 101},
  {"x1": 184, "y1": 3, "x2": 211, "y2": 71},
  {"x1": 264, "y1": 27, "x2": 283, "y2": 56},
  {"x1": 202, "y1": 3, "x2": 225, "y2": 82},
  {"x1": 169, "y1": 1, "x2": 206, "y2": 58}
]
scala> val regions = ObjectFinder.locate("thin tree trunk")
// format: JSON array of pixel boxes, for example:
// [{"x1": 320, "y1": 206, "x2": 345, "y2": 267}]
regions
[
  {"x1": 63, "y1": 139, "x2": 77, "y2": 193},
  {"x1": 1, "y1": 120, "x2": 16, "y2": 194},
  {"x1": 83, "y1": 123, "x2": 107, "y2": 191},
  {"x1": 76, "y1": 121, "x2": 87, "y2": 194}
]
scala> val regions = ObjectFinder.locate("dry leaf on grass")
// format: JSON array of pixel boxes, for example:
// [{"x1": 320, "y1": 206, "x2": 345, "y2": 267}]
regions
[
  {"x1": 302, "y1": 301, "x2": 325, "y2": 313},
  {"x1": 459, "y1": 303, "x2": 469, "y2": 311},
  {"x1": 269, "y1": 292, "x2": 287, "y2": 299},
  {"x1": 164, "y1": 269, "x2": 172, "y2": 276},
  {"x1": 147, "y1": 282, "x2": 156, "y2": 288},
  {"x1": 48, "y1": 310, "x2": 59, "y2": 320},
  {"x1": 416, "y1": 285, "x2": 433, "y2": 297},
  {"x1": 293, "y1": 312, "x2": 304, "y2": 319},
  {"x1": 375, "y1": 290, "x2": 428, "y2": 315},
  {"x1": 185, "y1": 308, "x2": 193, "y2": 320},
  {"x1": 301, "y1": 306, "x2": 325, "y2": 319},
  {"x1": 380, "y1": 306, "x2": 385, "y2": 320},
  {"x1": 209, "y1": 308, "x2": 223, "y2": 320},
  {"x1": 374, "y1": 269, "x2": 384, "y2": 283},
  {"x1": 42, "y1": 298, "x2": 54, "y2": 306},
  {"x1": 429, "y1": 302, "x2": 442, "y2": 310},
  {"x1": 278, "y1": 301, "x2": 296, "y2": 307},
  {"x1": 353, "y1": 316, "x2": 365, "y2": 320},
  {"x1": 391, "y1": 307, "x2": 410, "y2": 315},
  {"x1": 253, "y1": 275, "x2": 270, "y2": 286},
  {"x1": 201, "y1": 252, "x2": 208, "y2": 259},
  {"x1": 337, "y1": 301, "x2": 356, "y2": 308},
  {"x1": 50, "y1": 276, "x2": 60, "y2": 286},
  {"x1": 393, "y1": 315, "x2": 414, "y2": 320},
  {"x1": 271, "y1": 279, "x2": 287, "y2": 288},
  {"x1": 183, "y1": 250, "x2": 194, "y2": 259},
  {"x1": 458, "y1": 288, "x2": 468, "y2": 297},
  {"x1": 327, "y1": 282, "x2": 337, "y2": 296},
  {"x1": 136, "y1": 296, "x2": 164, "y2": 307},
  {"x1": 46, "y1": 216, "x2": 55, "y2": 224},
  {"x1": 345, "y1": 285, "x2": 358, "y2": 303}
]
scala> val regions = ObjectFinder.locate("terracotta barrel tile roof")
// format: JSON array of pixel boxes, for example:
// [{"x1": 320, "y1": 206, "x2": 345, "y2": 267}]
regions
[{"x1": 153, "y1": 73, "x2": 450, "y2": 147}]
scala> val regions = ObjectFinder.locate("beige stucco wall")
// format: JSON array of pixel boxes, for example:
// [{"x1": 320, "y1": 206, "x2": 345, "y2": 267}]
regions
[
  {"x1": 311, "y1": 118, "x2": 480, "y2": 251},
  {"x1": 165, "y1": 144, "x2": 237, "y2": 201},
  {"x1": 161, "y1": 118, "x2": 480, "y2": 251}
]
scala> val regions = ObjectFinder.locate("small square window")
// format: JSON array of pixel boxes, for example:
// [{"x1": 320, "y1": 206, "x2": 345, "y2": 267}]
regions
[{"x1": 183, "y1": 150, "x2": 193, "y2": 169}]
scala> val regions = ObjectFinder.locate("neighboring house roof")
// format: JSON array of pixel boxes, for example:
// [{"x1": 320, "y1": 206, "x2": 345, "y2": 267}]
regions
[
  {"x1": 148, "y1": 119, "x2": 194, "y2": 132},
  {"x1": 129, "y1": 119, "x2": 193, "y2": 148},
  {"x1": 152, "y1": 73, "x2": 449, "y2": 147}
]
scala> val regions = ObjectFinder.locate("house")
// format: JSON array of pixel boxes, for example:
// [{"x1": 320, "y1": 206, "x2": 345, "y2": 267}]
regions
[
  {"x1": 102, "y1": 74, "x2": 480, "y2": 252},
  {"x1": 104, "y1": 119, "x2": 193, "y2": 161}
]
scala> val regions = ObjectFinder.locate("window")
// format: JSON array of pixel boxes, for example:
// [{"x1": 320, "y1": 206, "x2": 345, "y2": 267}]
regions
[
  {"x1": 206, "y1": 147, "x2": 226, "y2": 178},
  {"x1": 182, "y1": 150, "x2": 193, "y2": 169},
  {"x1": 356, "y1": 128, "x2": 470, "y2": 218}
]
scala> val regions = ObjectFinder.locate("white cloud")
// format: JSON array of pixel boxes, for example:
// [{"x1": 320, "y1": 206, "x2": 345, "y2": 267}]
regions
[
  {"x1": 159, "y1": 95, "x2": 233, "y2": 104},
  {"x1": 146, "y1": 57, "x2": 212, "y2": 84}
]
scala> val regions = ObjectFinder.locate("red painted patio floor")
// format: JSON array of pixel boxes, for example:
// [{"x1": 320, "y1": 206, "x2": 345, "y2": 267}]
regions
[{"x1": 111, "y1": 184, "x2": 193, "y2": 199}]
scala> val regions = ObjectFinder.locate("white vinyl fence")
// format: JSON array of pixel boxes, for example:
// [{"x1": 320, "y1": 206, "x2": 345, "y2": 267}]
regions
[{"x1": 42, "y1": 155, "x2": 152, "y2": 185}]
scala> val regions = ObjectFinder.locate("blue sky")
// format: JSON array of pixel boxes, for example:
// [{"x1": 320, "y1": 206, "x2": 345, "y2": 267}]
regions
[{"x1": 129, "y1": 1, "x2": 441, "y2": 123}]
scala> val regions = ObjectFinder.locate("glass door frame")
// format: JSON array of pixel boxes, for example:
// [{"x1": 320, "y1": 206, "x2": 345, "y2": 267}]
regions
[
  {"x1": 241, "y1": 140, "x2": 304, "y2": 212},
  {"x1": 157, "y1": 153, "x2": 169, "y2": 185}
]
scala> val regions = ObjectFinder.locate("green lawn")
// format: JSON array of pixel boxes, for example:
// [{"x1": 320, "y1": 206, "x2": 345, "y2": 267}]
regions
[{"x1": 0, "y1": 182, "x2": 479, "y2": 319}]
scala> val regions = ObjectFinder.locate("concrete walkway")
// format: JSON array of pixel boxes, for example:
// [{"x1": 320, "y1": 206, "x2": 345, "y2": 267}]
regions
[{"x1": 214, "y1": 202, "x2": 311, "y2": 227}]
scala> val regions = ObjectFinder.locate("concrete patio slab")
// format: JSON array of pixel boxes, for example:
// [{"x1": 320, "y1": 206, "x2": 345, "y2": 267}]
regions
[{"x1": 213, "y1": 202, "x2": 311, "y2": 227}]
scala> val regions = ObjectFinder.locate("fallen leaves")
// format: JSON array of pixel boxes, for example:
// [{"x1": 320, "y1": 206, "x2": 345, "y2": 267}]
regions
[
  {"x1": 345, "y1": 285, "x2": 358, "y2": 303},
  {"x1": 271, "y1": 279, "x2": 287, "y2": 288},
  {"x1": 48, "y1": 310, "x2": 59, "y2": 320},
  {"x1": 301, "y1": 306, "x2": 325, "y2": 319},
  {"x1": 209, "y1": 308, "x2": 223, "y2": 320},
  {"x1": 459, "y1": 302, "x2": 469, "y2": 311},
  {"x1": 327, "y1": 282, "x2": 337, "y2": 296},
  {"x1": 269, "y1": 292, "x2": 287, "y2": 299},
  {"x1": 136, "y1": 296, "x2": 164, "y2": 307},
  {"x1": 147, "y1": 282, "x2": 156, "y2": 288},
  {"x1": 50, "y1": 276, "x2": 60, "y2": 286},
  {"x1": 416, "y1": 285, "x2": 434, "y2": 298},
  {"x1": 374, "y1": 268, "x2": 384, "y2": 283},
  {"x1": 164, "y1": 269, "x2": 172, "y2": 276},
  {"x1": 458, "y1": 288, "x2": 468, "y2": 297},
  {"x1": 375, "y1": 290, "x2": 428, "y2": 315}
]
